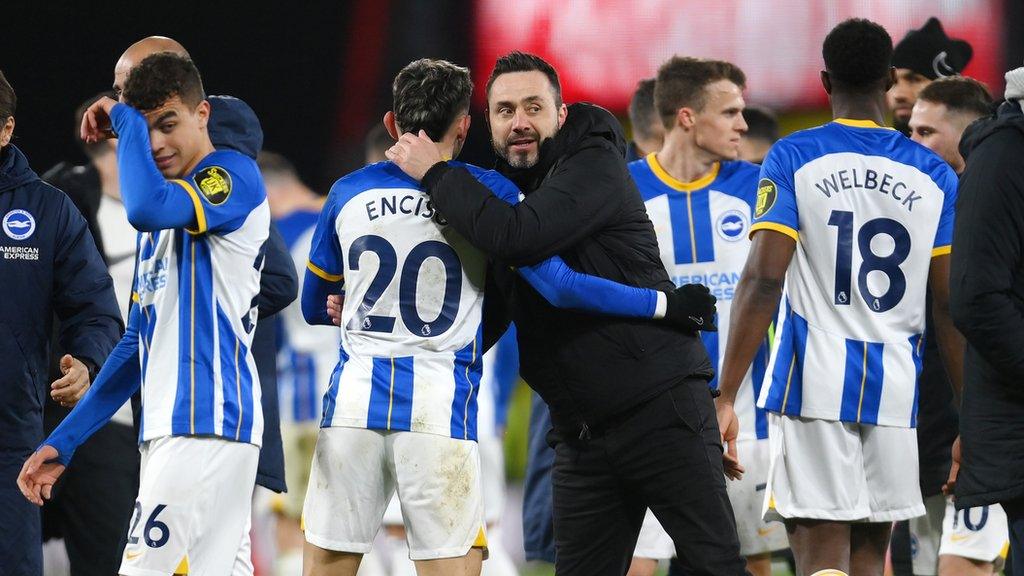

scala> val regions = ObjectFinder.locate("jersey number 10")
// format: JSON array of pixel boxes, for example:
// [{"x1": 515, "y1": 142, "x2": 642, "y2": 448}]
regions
[
  {"x1": 346, "y1": 234, "x2": 463, "y2": 337},
  {"x1": 827, "y1": 210, "x2": 911, "y2": 313}
]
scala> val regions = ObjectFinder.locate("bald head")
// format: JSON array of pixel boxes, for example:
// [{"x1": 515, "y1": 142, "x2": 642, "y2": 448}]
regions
[{"x1": 114, "y1": 36, "x2": 190, "y2": 96}]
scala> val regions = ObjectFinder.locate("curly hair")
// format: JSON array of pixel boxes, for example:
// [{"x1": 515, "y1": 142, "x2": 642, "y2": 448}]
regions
[
  {"x1": 122, "y1": 52, "x2": 206, "y2": 111},
  {"x1": 823, "y1": 19, "x2": 893, "y2": 92}
]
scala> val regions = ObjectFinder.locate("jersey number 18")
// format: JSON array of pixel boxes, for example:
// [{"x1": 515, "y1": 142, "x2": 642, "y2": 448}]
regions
[{"x1": 827, "y1": 210, "x2": 911, "y2": 313}]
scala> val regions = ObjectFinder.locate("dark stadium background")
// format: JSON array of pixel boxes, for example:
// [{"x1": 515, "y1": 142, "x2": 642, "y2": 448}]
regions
[
  {"x1": 3, "y1": 2, "x2": 1023, "y2": 575},
  {"x1": 3, "y1": 0, "x2": 1022, "y2": 195}
]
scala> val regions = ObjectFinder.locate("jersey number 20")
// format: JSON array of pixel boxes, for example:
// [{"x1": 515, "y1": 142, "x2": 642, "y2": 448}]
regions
[
  {"x1": 828, "y1": 210, "x2": 911, "y2": 313},
  {"x1": 346, "y1": 234, "x2": 462, "y2": 337}
]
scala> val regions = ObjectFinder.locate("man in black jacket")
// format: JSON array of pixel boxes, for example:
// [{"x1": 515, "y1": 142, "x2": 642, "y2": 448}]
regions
[
  {"x1": 950, "y1": 66, "x2": 1024, "y2": 574},
  {"x1": 0, "y1": 70, "x2": 123, "y2": 575},
  {"x1": 388, "y1": 52, "x2": 745, "y2": 576}
]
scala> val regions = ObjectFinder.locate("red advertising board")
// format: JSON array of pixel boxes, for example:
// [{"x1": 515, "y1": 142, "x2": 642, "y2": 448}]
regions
[{"x1": 475, "y1": 0, "x2": 1004, "y2": 111}]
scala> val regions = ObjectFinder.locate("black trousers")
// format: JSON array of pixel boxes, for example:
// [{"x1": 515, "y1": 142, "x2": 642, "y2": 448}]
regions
[
  {"x1": 550, "y1": 379, "x2": 748, "y2": 576},
  {"x1": 41, "y1": 416, "x2": 139, "y2": 576}
]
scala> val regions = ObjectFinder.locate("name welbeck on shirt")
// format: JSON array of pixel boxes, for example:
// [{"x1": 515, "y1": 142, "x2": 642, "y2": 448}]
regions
[
  {"x1": 365, "y1": 193, "x2": 436, "y2": 221},
  {"x1": 814, "y1": 168, "x2": 922, "y2": 212}
]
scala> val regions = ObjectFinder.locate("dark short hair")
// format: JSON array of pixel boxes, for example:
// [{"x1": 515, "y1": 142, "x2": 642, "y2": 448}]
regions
[
  {"x1": 392, "y1": 58, "x2": 472, "y2": 142},
  {"x1": 628, "y1": 78, "x2": 658, "y2": 140},
  {"x1": 364, "y1": 123, "x2": 392, "y2": 160},
  {"x1": 257, "y1": 150, "x2": 299, "y2": 181},
  {"x1": 655, "y1": 56, "x2": 746, "y2": 128},
  {"x1": 917, "y1": 76, "x2": 993, "y2": 119},
  {"x1": 122, "y1": 52, "x2": 206, "y2": 111},
  {"x1": 485, "y1": 51, "x2": 562, "y2": 106},
  {"x1": 0, "y1": 70, "x2": 15, "y2": 120},
  {"x1": 77, "y1": 91, "x2": 117, "y2": 158},
  {"x1": 742, "y1": 106, "x2": 779, "y2": 144},
  {"x1": 822, "y1": 18, "x2": 894, "y2": 92}
]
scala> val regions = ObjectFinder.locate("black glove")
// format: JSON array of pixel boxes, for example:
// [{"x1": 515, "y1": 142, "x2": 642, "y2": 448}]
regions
[{"x1": 663, "y1": 283, "x2": 717, "y2": 333}]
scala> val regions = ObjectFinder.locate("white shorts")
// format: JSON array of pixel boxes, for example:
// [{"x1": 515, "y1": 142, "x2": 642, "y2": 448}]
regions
[
  {"x1": 302, "y1": 427, "x2": 486, "y2": 560},
  {"x1": 382, "y1": 432, "x2": 508, "y2": 528},
  {"x1": 763, "y1": 414, "x2": 923, "y2": 522},
  {"x1": 633, "y1": 509, "x2": 675, "y2": 560},
  {"x1": 120, "y1": 436, "x2": 259, "y2": 576},
  {"x1": 632, "y1": 438, "x2": 787, "y2": 559},
  {"x1": 910, "y1": 494, "x2": 1009, "y2": 574}
]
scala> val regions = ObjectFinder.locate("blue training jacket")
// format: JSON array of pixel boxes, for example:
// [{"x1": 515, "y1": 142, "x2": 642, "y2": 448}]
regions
[{"x1": 0, "y1": 144, "x2": 121, "y2": 463}]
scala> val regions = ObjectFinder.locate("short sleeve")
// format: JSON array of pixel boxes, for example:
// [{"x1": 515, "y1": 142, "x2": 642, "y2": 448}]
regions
[
  {"x1": 932, "y1": 166, "x2": 958, "y2": 256},
  {"x1": 181, "y1": 153, "x2": 265, "y2": 235},
  {"x1": 306, "y1": 184, "x2": 344, "y2": 282},
  {"x1": 749, "y1": 143, "x2": 799, "y2": 241}
]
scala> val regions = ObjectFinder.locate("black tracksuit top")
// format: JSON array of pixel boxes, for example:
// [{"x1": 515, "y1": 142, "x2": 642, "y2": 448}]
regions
[{"x1": 422, "y1": 103, "x2": 712, "y2": 437}]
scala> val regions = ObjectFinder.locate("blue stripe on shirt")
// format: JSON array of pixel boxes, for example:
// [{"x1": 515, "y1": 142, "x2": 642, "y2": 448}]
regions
[
  {"x1": 172, "y1": 232, "x2": 191, "y2": 435},
  {"x1": 237, "y1": 336, "x2": 255, "y2": 443},
  {"x1": 859, "y1": 343, "x2": 885, "y2": 424},
  {"x1": 450, "y1": 328, "x2": 482, "y2": 441},
  {"x1": 367, "y1": 357, "x2": 393, "y2": 430},
  {"x1": 840, "y1": 339, "x2": 886, "y2": 424},
  {"x1": 217, "y1": 302, "x2": 241, "y2": 439},
  {"x1": 668, "y1": 195, "x2": 694, "y2": 264},
  {"x1": 764, "y1": 301, "x2": 807, "y2": 416},
  {"x1": 690, "y1": 190, "x2": 716, "y2": 263},
  {"x1": 388, "y1": 357, "x2": 415, "y2": 431},
  {"x1": 702, "y1": 330, "x2": 719, "y2": 390},
  {"x1": 840, "y1": 340, "x2": 867, "y2": 422},
  {"x1": 320, "y1": 348, "x2": 348, "y2": 427},
  {"x1": 190, "y1": 238, "x2": 216, "y2": 436}
]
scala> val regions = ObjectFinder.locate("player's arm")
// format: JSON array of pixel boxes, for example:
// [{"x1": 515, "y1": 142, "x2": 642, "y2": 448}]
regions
[
  {"x1": 302, "y1": 186, "x2": 345, "y2": 327},
  {"x1": 302, "y1": 267, "x2": 343, "y2": 326},
  {"x1": 718, "y1": 231, "x2": 794, "y2": 403},
  {"x1": 19, "y1": 301, "x2": 144, "y2": 506},
  {"x1": 717, "y1": 231, "x2": 793, "y2": 480},
  {"x1": 419, "y1": 145, "x2": 628, "y2": 267},
  {"x1": 473, "y1": 168, "x2": 714, "y2": 330},
  {"x1": 101, "y1": 100, "x2": 203, "y2": 232},
  {"x1": 717, "y1": 145, "x2": 798, "y2": 478},
  {"x1": 929, "y1": 255, "x2": 965, "y2": 398}
]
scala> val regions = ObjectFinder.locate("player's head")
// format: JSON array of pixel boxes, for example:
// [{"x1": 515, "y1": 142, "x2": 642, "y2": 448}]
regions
[
  {"x1": 909, "y1": 77, "x2": 992, "y2": 174},
  {"x1": 364, "y1": 123, "x2": 393, "y2": 165},
  {"x1": 738, "y1": 106, "x2": 778, "y2": 164},
  {"x1": 628, "y1": 78, "x2": 663, "y2": 157},
  {"x1": 77, "y1": 92, "x2": 118, "y2": 162},
  {"x1": 258, "y1": 151, "x2": 310, "y2": 217},
  {"x1": 888, "y1": 18, "x2": 973, "y2": 133},
  {"x1": 821, "y1": 18, "x2": 895, "y2": 106},
  {"x1": 114, "y1": 36, "x2": 190, "y2": 99},
  {"x1": 0, "y1": 70, "x2": 15, "y2": 148},
  {"x1": 655, "y1": 56, "x2": 747, "y2": 161},
  {"x1": 485, "y1": 51, "x2": 568, "y2": 169},
  {"x1": 384, "y1": 58, "x2": 473, "y2": 159},
  {"x1": 122, "y1": 52, "x2": 211, "y2": 179}
]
